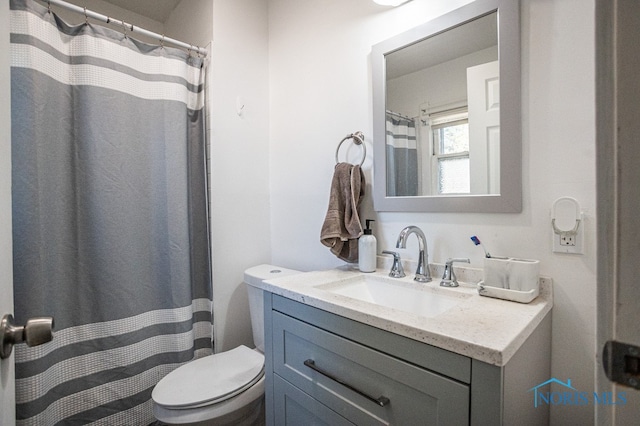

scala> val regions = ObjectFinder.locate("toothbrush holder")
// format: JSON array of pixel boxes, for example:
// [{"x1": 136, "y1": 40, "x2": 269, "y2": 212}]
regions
[{"x1": 479, "y1": 257, "x2": 540, "y2": 303}]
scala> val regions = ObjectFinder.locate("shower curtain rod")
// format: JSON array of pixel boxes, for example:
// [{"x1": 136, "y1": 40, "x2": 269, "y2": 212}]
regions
[
  {"x1": 386, "y1": 110, "x2": 415, "y2": 121},
  {"x1": 43, "y1": 0, "x2": 208, "y2": 56}
]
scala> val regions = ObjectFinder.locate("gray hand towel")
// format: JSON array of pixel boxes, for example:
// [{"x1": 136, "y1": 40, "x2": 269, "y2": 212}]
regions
[{"x1": 320, "y1": 163, "x2": 365, "y2": 263}]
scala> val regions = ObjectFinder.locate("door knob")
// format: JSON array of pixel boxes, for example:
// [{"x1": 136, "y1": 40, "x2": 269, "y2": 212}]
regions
[{"x1": 0, "y1": 314, "x2": 54, "y2": 359}]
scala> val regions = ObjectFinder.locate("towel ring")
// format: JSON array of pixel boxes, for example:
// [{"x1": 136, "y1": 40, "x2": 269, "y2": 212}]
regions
[{"x1": 335, "y1": 131, "x2": 366, "y2": 167}]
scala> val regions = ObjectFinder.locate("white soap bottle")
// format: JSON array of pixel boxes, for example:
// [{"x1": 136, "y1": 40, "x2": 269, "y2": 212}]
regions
[{"x1": 358, "y1": 219, "x2": 377, "y2": 273}]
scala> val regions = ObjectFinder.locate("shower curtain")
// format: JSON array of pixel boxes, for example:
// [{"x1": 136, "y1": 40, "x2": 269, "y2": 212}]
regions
[
  {"x1": 385, "y1": 112, "x2": 418, "y2": 196},
  {"x1": 10, "y1": 0, "x2": 213, "y2": 424}
]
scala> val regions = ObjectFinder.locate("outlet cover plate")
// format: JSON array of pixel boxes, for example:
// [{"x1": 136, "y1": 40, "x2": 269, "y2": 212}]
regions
[{"x1": 552, "y1": 214, "x2": 584, "y2": 254}]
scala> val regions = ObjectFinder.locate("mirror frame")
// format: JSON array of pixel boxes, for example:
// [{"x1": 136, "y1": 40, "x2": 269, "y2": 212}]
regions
[{"x1": 372, "y1": 0, "x2": 521, "y2": 213}]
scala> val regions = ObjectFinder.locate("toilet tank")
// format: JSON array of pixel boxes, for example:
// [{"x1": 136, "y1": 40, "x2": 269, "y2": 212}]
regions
[{"x1": 244, "y1": 264, "x2": 301, "y2": 353}]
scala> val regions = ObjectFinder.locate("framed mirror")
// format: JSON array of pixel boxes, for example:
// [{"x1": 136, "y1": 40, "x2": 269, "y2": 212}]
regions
[{"x1": 372, "y1": 0, "x2": 521, "y2": 212}]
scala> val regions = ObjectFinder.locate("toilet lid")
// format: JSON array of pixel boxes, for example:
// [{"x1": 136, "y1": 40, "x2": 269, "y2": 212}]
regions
[{"x1": 152, "y1": 345, "x2": 264, "y2": 409}]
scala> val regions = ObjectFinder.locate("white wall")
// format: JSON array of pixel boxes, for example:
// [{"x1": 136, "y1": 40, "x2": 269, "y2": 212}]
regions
[
  {"x1": 268, "y1": 0, "x2": 596, "y2": 424},
  {"x1": 164, "y1": 0, "x2": 212, "y2": 49},
  {"x1": 525, "y1": 2, "x2": 595, "y2": 424},
  {"x1": 268, "y1": 0, "x2": 474, "y2": 271},
  {"x1": 164, "y1": 0, "x2": 272, "y2": 353},
  {"x1": 209, "y1": 0, "x2": 271, "y2": 352}
]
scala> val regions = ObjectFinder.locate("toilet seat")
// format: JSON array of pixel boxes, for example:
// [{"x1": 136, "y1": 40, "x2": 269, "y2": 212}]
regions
[
  {"x1": 152, "y1": 375, "x2": 265, "y2": 425},
  {"x1": 152, "y1": 345, "x2": 264, "y2": 409}
]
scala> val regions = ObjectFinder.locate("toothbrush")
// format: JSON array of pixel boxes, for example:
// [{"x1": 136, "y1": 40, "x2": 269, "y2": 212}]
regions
[{"x1": 470, "y1": 236, "x2": 491, "y2": 258}]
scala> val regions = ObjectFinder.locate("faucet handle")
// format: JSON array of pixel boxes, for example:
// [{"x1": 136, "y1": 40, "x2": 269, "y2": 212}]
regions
[
  {"x1": 440, "y1": 258, "x2": 470, "y2": 287},
  {"x1": 382, "y1": 251, "x2": 406, "y2": 278}
]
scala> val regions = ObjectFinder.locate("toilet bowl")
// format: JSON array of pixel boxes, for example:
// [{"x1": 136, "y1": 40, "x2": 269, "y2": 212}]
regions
[{"x1": 152, "y1": 265, "x2": 301, "y2": 425}]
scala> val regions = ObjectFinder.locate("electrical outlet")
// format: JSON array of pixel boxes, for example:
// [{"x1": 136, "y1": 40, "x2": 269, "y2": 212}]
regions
[
  {"x1": 551, "y1": 198, "x2": 585, "y2": 254},
  {"x1": 552, "y1": 220, "x2": 584, "y2": 254},
  {"x1": 560, "y1": 234, "x2": 576, "y2": 246}
]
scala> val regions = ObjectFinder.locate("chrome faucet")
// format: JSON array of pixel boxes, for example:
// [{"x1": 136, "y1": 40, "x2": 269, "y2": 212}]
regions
[
  {"x1": 440, "y1": 258, "x2": 470, "y2": 287},
  {"x1": 382, "y1": 250, "x2": 405, "y2": 278},
  {"x1": 396, "y1": 226, "x2": 431, "y2": 282}
]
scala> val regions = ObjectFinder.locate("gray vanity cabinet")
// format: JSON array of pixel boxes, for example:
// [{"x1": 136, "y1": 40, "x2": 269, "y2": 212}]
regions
[
  {"x1": 271, "y1": 309, "x2": 469, "y2": 425},
  {"x1": 264, "y1": 293, "x2": 551, "y2": 426}
]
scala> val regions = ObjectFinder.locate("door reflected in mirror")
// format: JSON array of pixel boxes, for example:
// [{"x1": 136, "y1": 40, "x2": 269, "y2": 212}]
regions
[{"x1": 385, "y1": 12, "x2": 498, "y2": 197}]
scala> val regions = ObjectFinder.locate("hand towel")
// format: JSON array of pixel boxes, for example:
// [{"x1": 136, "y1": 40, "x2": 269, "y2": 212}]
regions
[{"x1": 320, "y1": 163, "x2": 365, "y2": 263}]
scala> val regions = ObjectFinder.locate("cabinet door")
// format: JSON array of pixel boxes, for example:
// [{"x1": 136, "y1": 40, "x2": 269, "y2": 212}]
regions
[
  {"x1": 274, "y1": 375, "x2": 355, "y2": 426},
  {"x1": 273, "y1": 311, "x2": 469, "y2": 425}
]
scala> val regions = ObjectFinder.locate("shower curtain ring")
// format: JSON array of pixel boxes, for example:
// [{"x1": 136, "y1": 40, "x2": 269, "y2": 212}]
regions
[
  {"x1": 84, "y1": 6, "x2": 88, "y2": 25},
  {"x1": 47, "y1": 1, "x2": 51, "y2": 14},
  {"x1": 122, "y1": 19, "x2": 127, "y2": 38},
  {"x1": 160, "y1": 34, "x2": 165, "y2": 49}
]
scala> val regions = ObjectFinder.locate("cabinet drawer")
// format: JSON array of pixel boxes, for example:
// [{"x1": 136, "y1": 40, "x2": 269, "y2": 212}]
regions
[
  {"x1": 272, "y1": 294, "x2": 471, "y2": 383},
  {"x1": 273, "y1": 311, "x2": 470, "y2": 425},
  {"x1": 274, "y1": 375, "x2": 355, "y2": 426}
]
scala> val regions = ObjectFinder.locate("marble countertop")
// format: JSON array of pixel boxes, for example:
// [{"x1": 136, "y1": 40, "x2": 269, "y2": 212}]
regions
[{"x1": 259, "y1": 263, "x2": 552, "y2": 367}]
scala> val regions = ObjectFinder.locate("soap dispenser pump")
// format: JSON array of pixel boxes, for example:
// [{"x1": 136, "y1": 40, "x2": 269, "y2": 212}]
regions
[{"x1": 359, "y1": 220, "x2": 377, "y2": 273}]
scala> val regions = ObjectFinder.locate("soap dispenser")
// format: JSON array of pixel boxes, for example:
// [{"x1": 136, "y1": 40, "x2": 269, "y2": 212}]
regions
[{"x1": 358, "y1": 220, "x2": 377, "y2": 273}]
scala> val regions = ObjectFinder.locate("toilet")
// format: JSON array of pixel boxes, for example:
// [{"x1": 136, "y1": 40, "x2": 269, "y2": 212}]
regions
[{"x1": 152, "y1": 264, "x2": 301, "y2": 425}]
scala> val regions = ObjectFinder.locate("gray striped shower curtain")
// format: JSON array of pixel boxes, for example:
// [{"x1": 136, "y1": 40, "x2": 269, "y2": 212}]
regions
[
  {"x1": 385, "y1": 113, "x2": 418, "y2": 196},
  {"x1": 10, "y1": 0, "x2": 213, "y2": 423}
]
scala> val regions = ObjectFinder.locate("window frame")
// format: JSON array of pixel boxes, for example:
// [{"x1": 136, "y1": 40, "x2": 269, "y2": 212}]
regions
[{"x1": 429, "y1": 108, "x2": 471, "y2": 195}]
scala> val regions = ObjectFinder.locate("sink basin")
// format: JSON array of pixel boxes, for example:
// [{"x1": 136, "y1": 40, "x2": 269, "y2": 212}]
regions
[{"x1": 316, "y1": 275, "x2": 470, "y2": 318}]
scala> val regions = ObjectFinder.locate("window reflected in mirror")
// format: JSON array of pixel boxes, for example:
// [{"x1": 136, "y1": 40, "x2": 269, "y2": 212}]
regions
[
  {"x1": 384, "y1": 11, "x2": 499, "y2": 197},
  {"x1": 432, "y1": 108, "x2": 470, "y2": 194}
]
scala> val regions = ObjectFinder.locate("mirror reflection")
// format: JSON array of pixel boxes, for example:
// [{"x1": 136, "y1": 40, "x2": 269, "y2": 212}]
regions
[{"x1": 385, "y1": 12, "x2": 499, "y2": 197}]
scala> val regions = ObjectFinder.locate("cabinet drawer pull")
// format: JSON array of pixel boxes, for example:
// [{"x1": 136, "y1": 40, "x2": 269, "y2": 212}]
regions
[{"x1": 304, "y1": 359, "x2": 391, "y2": 407}]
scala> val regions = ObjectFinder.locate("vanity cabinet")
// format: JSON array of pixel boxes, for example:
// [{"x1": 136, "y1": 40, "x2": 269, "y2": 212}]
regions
[{"x1": 264, "y1": 293, "x2": 551, "y2": 426}]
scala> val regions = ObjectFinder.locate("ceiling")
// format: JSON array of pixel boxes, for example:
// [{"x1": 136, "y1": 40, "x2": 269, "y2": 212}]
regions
[{"x1": 103, "y1": 0, "x2": 181, "y2": 23}]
